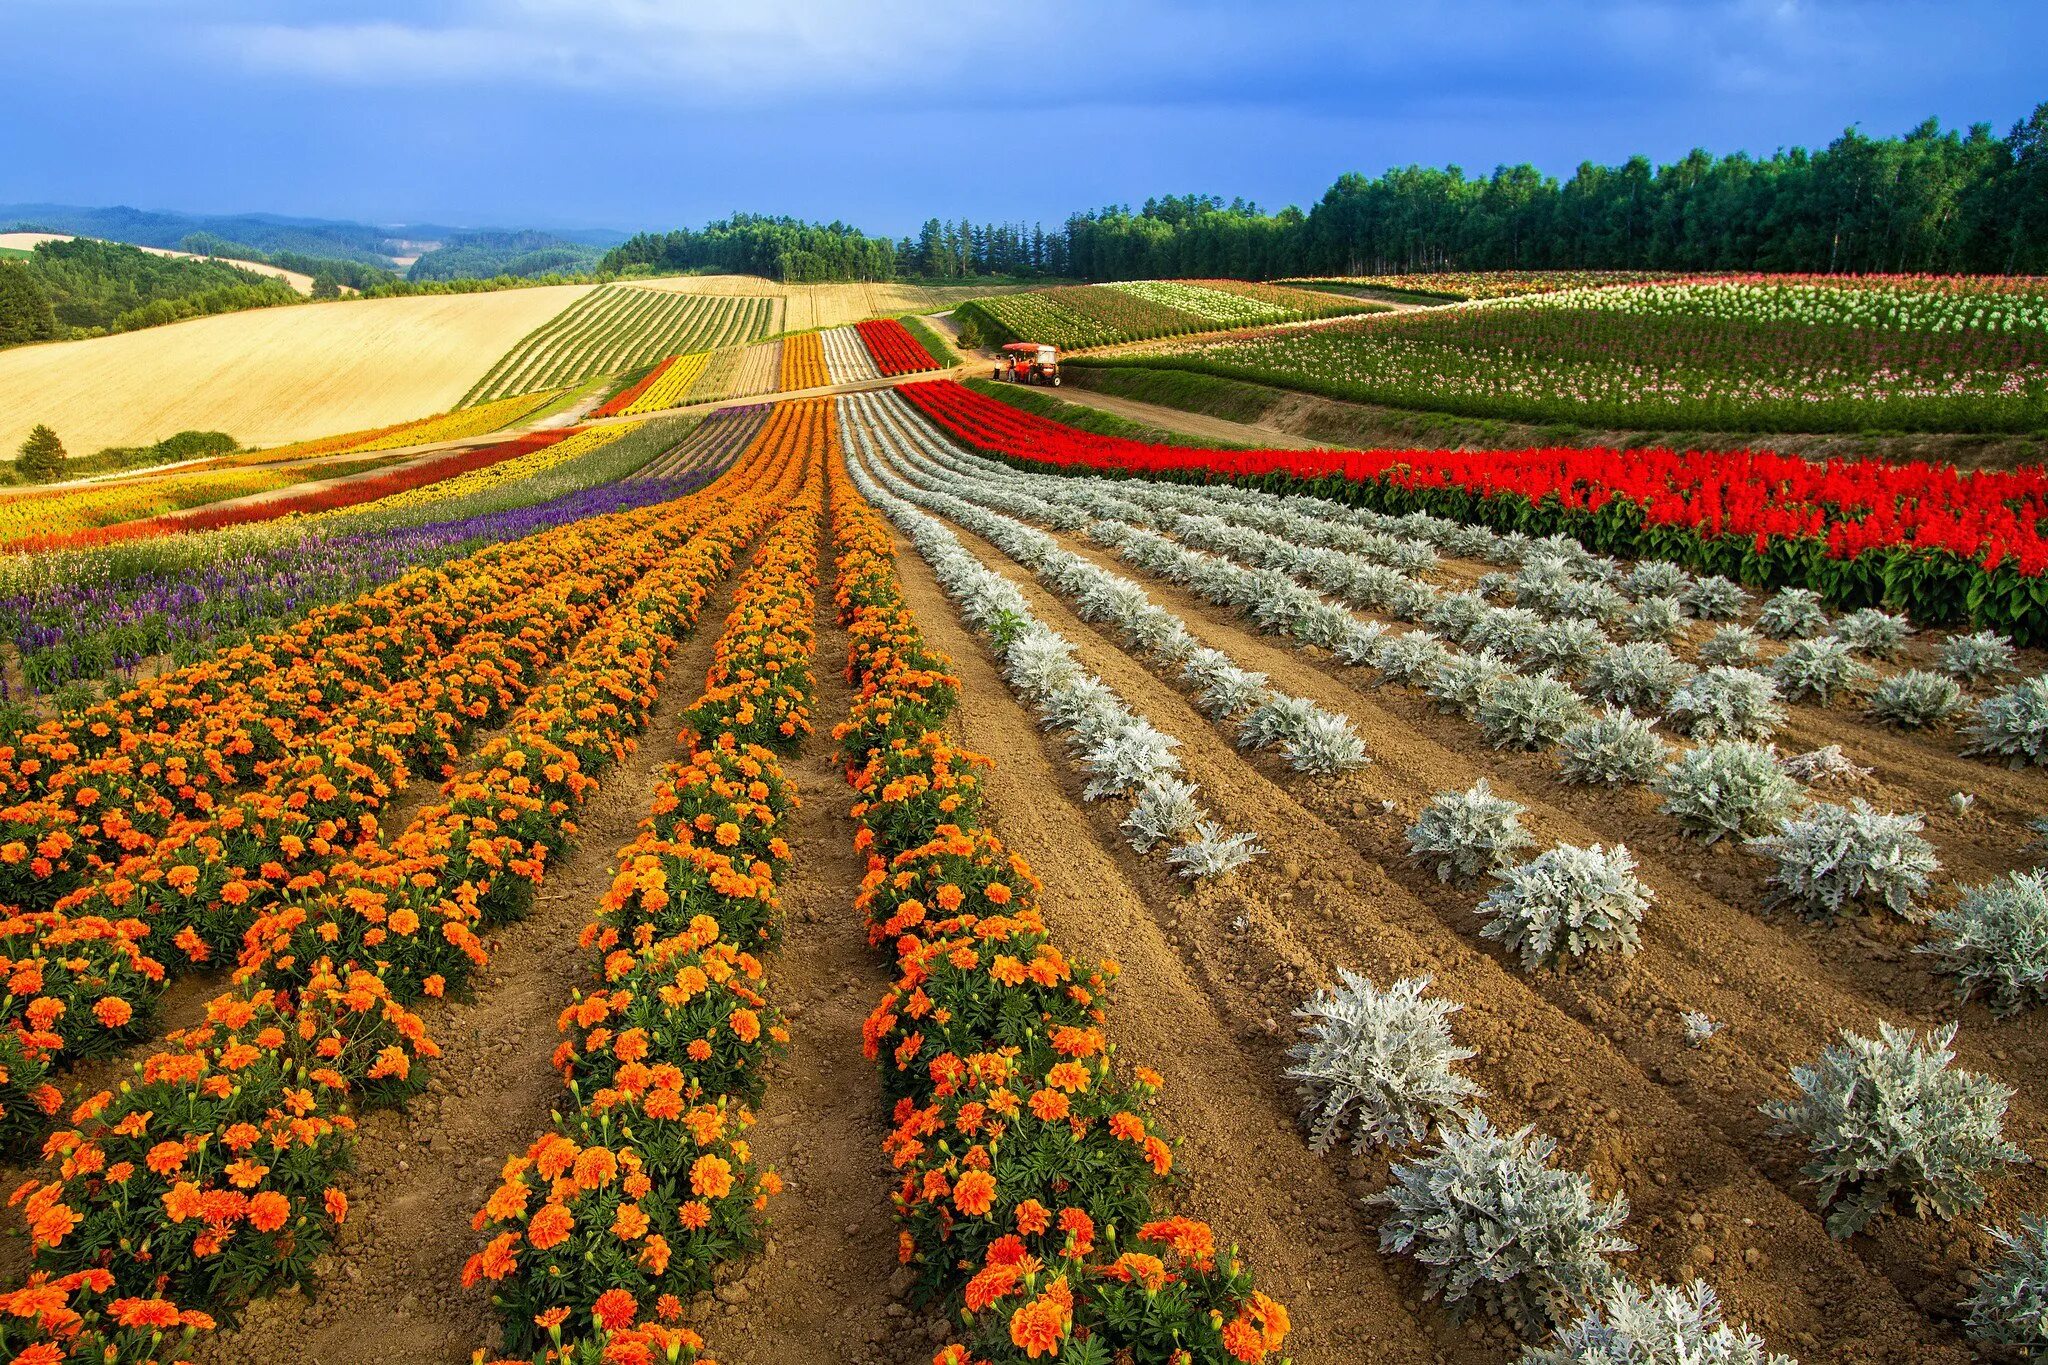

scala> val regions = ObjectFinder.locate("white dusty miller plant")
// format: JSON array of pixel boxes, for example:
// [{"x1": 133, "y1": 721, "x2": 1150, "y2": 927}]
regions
[
  {"x1": 1745, "y1": 799, "x2": 1941, "y2": 922},
  {"x1": 1557, "y1": 709, "x2": 1668, "y2": 787},
  {"x1": 1585, "y1": 643, "x2": 1695, "y2": 712},
  {"x1": 1653, "y1": 742, "x2": 1806, "y2": 844},
  {"x1": 1962, "y1": 676, "x2": 2048, "y2": 768},
  {"x1": 1829, "y1": 608, "x2": 1913, "y2": 660},
  {"x1": 1479, "y1": 672, "x2": 1592, "y2": 751},
  {"x1": 1762, "y1": 1021, "x2": 2028, "y2": 1238},
  {"x1": 1920, "y1": 870, "x2": 2048, "y2": 1016},
  {"x1": 1406, "y1": 779, "x2": 1536, "y2": 884},
  {"x1": 1769, "y1": 636, "x2": 1875, "y2": 706},
  {"x1": 1664, "y1": 668, "x2": 1786, "y2": 742},
  {"x1": 1286, "y1": 971, "x2": 1481, "y2": 1155},
  {"x1": 1682, "y1": 1011, "x2": 1724, "y2": 1047},
  {"x1": 1776, "y1": 744, "x2": 1871, "y2": 788},
  {"x1": 1476, "y1": 842, "x2": 1653, "y2": 971},
  {"x1": 1757, "y1": 588, "x2": 1829, "y2": 639},
  {"x1": 1964, "y1": 1215, "x2": 2048, "y2": 1358},
  {"x1": 1375, "y1": 1114, "x2": 1632, "y2": 1336},
  {"x1": 1166, "y1": 820, "x2": 1264, "y2": 881},
  {"x1": 1520, "y1": 1278, "x2": 1797, "y2": 1365},
  {"x1": 1937, "y1": 630, "x2": 2016, "y2": 687},
  {"x1": 1698, "y1": 625, "x2": 1763, "y2": 667},
  {"x1": 1121, "y1": 775, "x2": 1203, "y2": 853},
  {"x1": 1864, "y1": 670, "x2": 1965, "y2": 730}
]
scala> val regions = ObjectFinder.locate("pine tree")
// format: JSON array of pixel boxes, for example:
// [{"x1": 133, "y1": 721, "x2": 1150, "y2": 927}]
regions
[{"x1": 16, "y1": 424, "x2": 65, "y2": 483}]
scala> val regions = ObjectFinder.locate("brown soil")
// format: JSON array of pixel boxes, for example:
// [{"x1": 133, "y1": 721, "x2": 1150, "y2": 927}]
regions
[
  {"x1": 1062, "y1": 365, "x2": 2048, "y2": 472},
  {"x1": 881, "y1": 485, "x2": 2040, "y2": 1361}
]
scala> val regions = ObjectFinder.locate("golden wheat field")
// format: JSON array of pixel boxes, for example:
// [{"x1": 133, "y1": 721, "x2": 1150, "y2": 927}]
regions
[{"x1": 0, "y1": 283, "x2": 596, "y2": 452}]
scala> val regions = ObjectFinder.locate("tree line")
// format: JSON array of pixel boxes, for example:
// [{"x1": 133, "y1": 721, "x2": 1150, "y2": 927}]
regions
[
  {"x1": 0, "y1": 237, "x2": 299, "y2": 345},
  {"x1": 600, "y1": 214, "x2": 898, "y2": 283}
]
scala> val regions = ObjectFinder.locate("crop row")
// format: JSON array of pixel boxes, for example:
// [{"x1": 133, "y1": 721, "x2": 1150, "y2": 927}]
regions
[
  {"x1": 464, "y1": 408, "x2": 825, "y2": 1361},
  {"x1": 467, "y1": 287, "x2": 774, "y2": 407},
  {"x1": 899, "y1": 378, "x2": 2048, "y2": 644},
  {"x1": 230, "y1": 389, "x2": 567, "y2": 466},
  {"x1": 310, "y1": 423, "x2": 642, "y2": 521},
  {"x1": 853, "y1": 318, "x2": 940, "y2": 378},
  {"x1": 958, "y1": 282, "x2": 1372, "y2": 351},
  {"x1": 613, "y1": 352, "x2": 714, "y2": 418},
  {"x1": 830, "y1": 436, "x2": 1294, "y2": 1363},
  {"x1": 1135, "y1": 276, "x2": 2047, "y2": 435},
  {"x1": 0, "y1": 450, "x2": 787, "y2": 1357},
  {"x1": 0, "y1": 464, "x2": 322, "y2": 547},
  {"x1": 779, "y1": 332, "x2": 827, "y2": 391},
  {"x1": 819, "y1": 325, "x2": 880, "y2": 384}
]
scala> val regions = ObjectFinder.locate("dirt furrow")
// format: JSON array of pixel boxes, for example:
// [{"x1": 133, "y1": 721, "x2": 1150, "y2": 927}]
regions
[{"x1": 908, "y1": 502, "x2": 1968, "y2": 1362}]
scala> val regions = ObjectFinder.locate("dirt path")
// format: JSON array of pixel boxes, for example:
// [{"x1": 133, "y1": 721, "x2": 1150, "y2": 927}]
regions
[
  {"x1": 890, "y1": 488, "x2": 1974, "y2": 1362},
  {"x1": 196, "y1": 566, "x2": 752, "y2": 1365},
  {"x1": 1032, "y1": 384, "x2": 1331, "y2": 450},
  {"x1": 710, "y1": 534, "x2": 916, "y2": 1365}
]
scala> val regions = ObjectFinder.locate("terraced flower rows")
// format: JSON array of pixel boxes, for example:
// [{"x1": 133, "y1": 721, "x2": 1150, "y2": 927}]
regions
[
  {"x1": 955, "y1": 281, "x2": 1374, "y2": 350},
  {"x1": 465, "y1": 285, "x2": 775, "y2": 407}
]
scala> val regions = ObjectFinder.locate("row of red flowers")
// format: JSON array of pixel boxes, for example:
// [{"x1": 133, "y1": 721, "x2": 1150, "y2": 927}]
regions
[
  {"x1": 595, "y1": 358, "x2": 679, "y2": 420},
  {"x1": 896, "y1": 379, "x2": 2048, "y2": 643},
  {"x1": 468, "y1": 400, "x2": 830, "y2": 1365},
  {"x1": 856, "y1": 319, "x2": 942, "y2": 378},
  {"x1": 827, "y1": 454, "x2": 1292, "y2": 1364}
]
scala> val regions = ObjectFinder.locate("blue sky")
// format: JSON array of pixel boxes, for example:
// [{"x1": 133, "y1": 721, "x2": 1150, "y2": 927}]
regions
[{"x1": 3, "y1": 1, "x2": 2042, "y2": 237}]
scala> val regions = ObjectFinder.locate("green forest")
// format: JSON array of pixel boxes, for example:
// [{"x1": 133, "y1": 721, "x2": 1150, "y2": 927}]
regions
[
  {"x1": 600, "y1": 214, "x2": 899, "y2": 283},
  {"x1": 405, "y1": 230, "x2": 610, "y2": 282},
  {"x1": 0, "y1": 238, "x2": 299, "y2": 346}
]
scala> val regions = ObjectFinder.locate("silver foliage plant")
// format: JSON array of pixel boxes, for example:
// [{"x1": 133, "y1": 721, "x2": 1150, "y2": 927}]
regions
[
  {"x1": 1121, "y1": 775, "x2": 1203, "y2": 853},
  {"x1": 1698, "y1": 625, "x2": 1763, "y2": 667},
  {"x1": 1479, "y1": 672, "x2": 1592, "y2": 751},
  {"x1": 1664, "y1": 668, "x2": 1786, "y2": 742},
  {"x1": 1521, "y1": 1279, "x2": 1796, "y2": 1365},
  {"x1": 1962, "y1": 676, "x2": 2048, "y2": 768},
  {"x1": 1777, "y1": 744, "x2": 1871, "y2": 788},
  {"x1": 1769, "y1": 636, "x2": 1875, "y2": 705},
  {"x1": 1281, "y1": 709, "x2": 1372, "y2": 776},
  {"x1": 1426, "y1": 649, "x2": 1517, "y2": 717},
  {"x1": 1938, "y1": 630, "x2": 2017, "y2": 687},
  {"x1": 1681, "y1": 575, "x2": 1750, "y2": 621},
  {"x1": 1829, "y1": 608, "x2": 1913, "y2": 660},
  {"x1": 1964, "y1": 1215, "x2": 2048, "y2": 1358},
  {"x1": 1622, "y1": 596, "x2": 1689, "y2": 645},
  {"x1": 1745, "y1": 799, "x2": 1940, "y2": 921},
  {"x1": 1864, "y1": 670, "x2": 1965, "y2": 729},
  {"x1": 1920, "y1": 870, "x2": 2048, "y2": 1016},
  {"x1": 1584, "y1": 642, "x2": 1695, "y2": 712},
  {"x1": 1286, "y1": 971, "x2": 1480, "y2": 1155},
  {"x1": 1165, "y1": 820, "x2": 1264, "y2": 880},
  {"x1": 1557, "y1": 709, "x2": 1668, "y2": 787},
  {"x1": 1762, "y1": 1021, "x2": 2028, "y2": 1238},
  {"x1": 1476, "y1": 843, "x2": 1653, "y2": 971},
  {"x1": 1407, "y1": 779, "x2": 1535, "y2": 884},
  {"x1": 1653, "y1": 742, "x2": 1806, "y2": 844},
  {"x1": 1757, "y1": 588, "x2": 1829, "y2": 640},
  {"x1": 1375, "y1": 1114, "x2": 1632, "y2": 1337}
]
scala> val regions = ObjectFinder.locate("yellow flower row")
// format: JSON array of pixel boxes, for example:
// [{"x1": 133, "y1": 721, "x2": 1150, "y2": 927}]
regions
[
  {"x1": 619, "y1": 351, "x2": 713, "y2": 417},
  {"x1": 0, "y1": 464, "x2": 310, "y2": 546},
  {"x1": 311, "y1": 422, "x2": 642, "y2": 521},
  {"x1": 229, "y1": 388, "x2": 567, "y2": 465}
]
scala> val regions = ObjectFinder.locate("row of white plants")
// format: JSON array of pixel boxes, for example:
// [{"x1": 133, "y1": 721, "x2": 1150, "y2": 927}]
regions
[{"x1": 837, "y1": 397, "x2": 1262, "y2": 879}]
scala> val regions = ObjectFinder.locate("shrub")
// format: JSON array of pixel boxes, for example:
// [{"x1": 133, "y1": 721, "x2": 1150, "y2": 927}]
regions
[
  {"x1": 1769, "y1": 637, "x2": 1874, "y2": 705},
  {"x1": 1762, "y1": 1021, "x2": 2027, "y2": 1237},
  {"x1": 1122, "y1": 775, "x2": 1203, "y2": 853},
  {"x1": 1479, "y1": 672, "x2": 1592, "y2": 750},
  {"x1": 1281, "y1": 709, "x2": 1371, "y2": 775},
  {"x1": 1962, "y1": 677, "x2": 2048, "y2": 768},
  {"x1": 1557, "y1": 709, "x2": 1667, "y2": 787},
  {"x1": 1921, "y1": 871, "x2": 2048, "y2": 1016},
  {"x1": 1473, "y1": 605, "x2": 1547, "y2": 658},
  {"x1": 1406, "y1": 779, "x2": 1535, "y2": 884},
  {"x1": 1865, "y1": 670, "x2": 1965, "y2": 729},
  {"x1": 1623, "y1": 560, "x2": 1688, "y2": 598},
  {"x1": 1286, "y1": 971, "x2": 1480, "y2": 1154},
  {"x1": 1476, "y1": 843, "x2": 1653, "y2": 971},
  {"x1": 1757, "y1": 588, "x2": 1828, "y2": 639},
  {"x1": 1523, "y1": 1278, "x2": 1795, "y2": 1365},
  {"x1": 1622, "y1": 596, "x2": 1688, "y2": 645},
  {"x1": 1664, "y1": 668, "x2": 1785, "y2": 742},
  {"x1": 1746, "y1": 799, "x2": 1940, "y2": 921},
  {"x1": 1681, "y1": 575, "x2": 1750, "y2": 621},
  {"x1": 1964, "y1": 1215, "x2": 2048, "y2": 1358},
  {"x1": 1237, "y1": 694, "x2": 1320, "y2": 751},
  {"x1": 1524, "y1": 617, "x2": 1610, "y2": 673},
  {"x1": 1425, "y1": 649, "x2": 1517, "y2": 716},
  {"x1": 1376, "y1": 632, "x2": 1455, "y2": 685},
  {"x1": 1183, "y1": 649, "x2": 1269, "y2": 719},
  {"x1": 1698, "y1": 625, "x2": 1762, "y2": 667},
  {"x1": 1332, "y1": 619, "x2": 1388, "y2": 667},
  {"x1": 1584, "y1": 642, "x2": 1694, "y2": 712},
  {"x1": 1166, "y1": 820, "x2": 1263, "y2": 880},
  {"x1": 1938, "y1": 631, "x2": 2017, "y2": 687},
  {"x1": 1653, "y1": 742, "x2": 1805, "y2": 843},
  {"x1": 1375, "y1": 1114, "x2": 1631, "y2": 1336},
  {"x1": 1830, "y1": 608, "x2": 1913, "y2": 660}
]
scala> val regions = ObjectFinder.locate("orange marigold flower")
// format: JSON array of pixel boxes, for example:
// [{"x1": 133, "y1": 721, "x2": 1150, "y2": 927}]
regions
[
  {"x1": 952, "y1": 1169, "x2": 997, "y2": 1218},
  {"x1": 145, "y1": 1141, "x2": 189, "y2": 1177},
  {"x1": 1221, "y1": 1318, "x2": 1266, "y2": 1362},
  {"x1": 1026, "y1": 1089, "x2": 1068, "y2": 1123},
  {"x1": 1014, "y1": 1199, "x2": 1050, "y2": 1235},
  {"x1": 324, "y1": 1187, "x2": 348, "y2": 1224},
  {"x1": 592, "y1": 1287, "x2": 638, "y2": 1331},
  {"x1": 676, "y1": 1200, "x2": 711, "y2": 1231},
  {"x1": 1007, "y1": 1289, "x2": 1070, "y2": 1359},
  {"x1": 611, "y1": 1202, "x2": 650, "y2": 1241},
  {"x1": 527, "y1": 1202, "x2": 575, "y2": 1251},
  {"x1": 535, "y1": 1306, "x2": 570, "y2": 1332},
  {"x1": 92, "y1": 996, "x2": 133, "y2": 1029},
  {"x1": 248, "y1": 1190, "x2": 291, "y2": 1233},
  {"x1": 689, "y1": 1154, "x2": 733, "y2": 1199}
]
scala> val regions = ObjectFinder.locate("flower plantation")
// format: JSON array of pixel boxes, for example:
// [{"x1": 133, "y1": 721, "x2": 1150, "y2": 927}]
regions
[{"x1": 3, "y1": 268, "x2": 2048, "y2": 1365}]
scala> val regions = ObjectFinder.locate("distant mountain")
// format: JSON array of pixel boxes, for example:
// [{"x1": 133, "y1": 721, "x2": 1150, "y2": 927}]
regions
[
  {"x1": 405, "y1": 230, "x2": 614, "y2": 281},
  {"x1": 0, "y1": 204, "x2": 629, "y2": 275}
]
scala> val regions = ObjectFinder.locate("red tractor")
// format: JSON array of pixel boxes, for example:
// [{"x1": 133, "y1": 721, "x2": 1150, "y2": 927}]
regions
[{"x1": 995, "y1": 341, "x2": 1061, "y2": 386}]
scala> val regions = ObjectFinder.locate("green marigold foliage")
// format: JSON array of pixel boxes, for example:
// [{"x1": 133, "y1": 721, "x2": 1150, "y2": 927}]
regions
[
  {"x1": 1653, "y1": 742, "x2": 1805, "y2": 843},
  {"x1": 1376, "y1": 1114, "x2": 1631, "y2": 1337},
  {"x1": 1286, "y1": 971, "x2": 1480, "y2": 1154},
  {"x1": 1745, "y1": 799, "x2": 1940, "y2": 921},
  {"x1": 1762, "y1": 1022, "x2": 2027, "y2": 1238},
  {"x1": 1921, "y1": 871, "x2": 2048, "y2": 1016},
  {"x1": 1406, "y1": 778, "x2": 1534, "y2": 884},
  {"x1": 1965, "y1": 1215, "x2": 2048, "y2": 1358},
  {"x1": 1521, "y1": 1278, "x2": 1797, "y2": 1365},
  {"x1": 1476, "y1": 842, "x2": 1652, "y2": 970}
]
